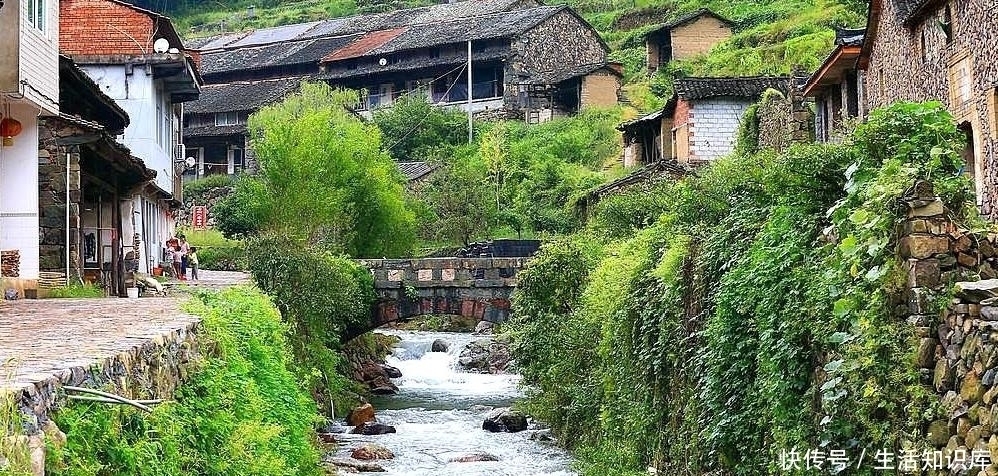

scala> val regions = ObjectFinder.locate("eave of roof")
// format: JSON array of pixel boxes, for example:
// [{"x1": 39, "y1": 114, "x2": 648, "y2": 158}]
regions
[
  {"x1": 59, "y1": 55, "x2": 130, "y2": 132},
  {"x1": 617, "y1": 109, "x2": 664, "y2": 131},
  {"x1": 673, "y1": 76, "x2": 791, "y2": 100},
  {"x1": 802, "y1": 45, "x2": 862, "y2": 97}
]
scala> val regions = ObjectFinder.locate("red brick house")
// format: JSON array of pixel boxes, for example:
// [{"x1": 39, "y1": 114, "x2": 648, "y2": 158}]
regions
[{"x1": 859, "y1": 0, "x2": 997, "y2": 211}]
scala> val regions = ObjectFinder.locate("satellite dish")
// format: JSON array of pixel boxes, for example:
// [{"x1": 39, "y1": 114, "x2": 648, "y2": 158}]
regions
[
  {"x1": 153, "y1": 38, "x2": 170, "y2": 53},
  {"x1": 185, "y1": 157, "x2": 196, "y2": 168},
  {"x1": 378, "y1": 57, "x2": 388, "y2": 66},
  {"x1": 167, "y1": 47, "x2": 180, "y2": 54}
]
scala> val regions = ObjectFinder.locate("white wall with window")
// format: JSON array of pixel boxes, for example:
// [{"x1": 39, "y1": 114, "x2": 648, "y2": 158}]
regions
[{"x1": 18, "y1": 0, "x2": 60, "y2": 113}]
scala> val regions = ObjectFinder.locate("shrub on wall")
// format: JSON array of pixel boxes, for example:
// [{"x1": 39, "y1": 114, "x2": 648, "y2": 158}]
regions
[{"x1": 505, "y1": 102, "x2": 975, "y2": 475}]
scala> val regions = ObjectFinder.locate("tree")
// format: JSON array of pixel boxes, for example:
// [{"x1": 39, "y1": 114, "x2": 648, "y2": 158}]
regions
[
  {"x1": 420, "y1": 149, "x2": 495, "y2": 246},
  {"x1": 234, "y1": 82, "x2": 416, "y2": 257},
  {"x1": 372, "y1": 93, "x2": 468, "y2": 161}
]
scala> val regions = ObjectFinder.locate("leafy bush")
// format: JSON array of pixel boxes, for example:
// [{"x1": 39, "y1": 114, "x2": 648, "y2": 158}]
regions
[
  {"x1": 179, "y1": 228, "x2": 247, "y2": 271},
  {"x1": 213, "y1": 177, "x2": 268, "y2": 239},
  {"x1": 183, "y1": 174, "x2": 235, "y2": 198},
  {"x1": 246, "y1": 233, "x2": 375, "y2": 412},
  {"x1": 505, "y1": 102, "x2": 975, "y2": 475},
  {"x1": 372, "y1": 93, "x2": 468, "y2": 161},
  {"x1": 48, "y1": 287, "x2": 322, "y2": 476}
]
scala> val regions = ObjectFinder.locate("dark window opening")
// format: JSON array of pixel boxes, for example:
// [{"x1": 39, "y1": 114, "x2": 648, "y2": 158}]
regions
[
  {"x1": 941, "y1": 5, "x2": 953, "y2": 44},
  {"x1": 958, "y1": 121, "x2": 976, "y2": 180},
  {"x1": 845, "y1": 70, "x2": 859, "y2": 117},
  {"x1": 430, "y1": 48, "x2": 441, "y2": 59}
]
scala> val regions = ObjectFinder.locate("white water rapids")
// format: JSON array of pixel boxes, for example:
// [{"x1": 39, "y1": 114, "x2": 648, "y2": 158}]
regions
[{"x1": 332, "y1": 330, "x2": 577, "y2": 475}]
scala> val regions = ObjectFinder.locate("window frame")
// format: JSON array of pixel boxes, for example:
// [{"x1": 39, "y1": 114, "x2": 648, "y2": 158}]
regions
[
  {"x1": 27, "y1": 0, "x2": 46, "y2": 32},
  {"x1": 214, "y1": 111, "x2": 240, "y2": 126}
]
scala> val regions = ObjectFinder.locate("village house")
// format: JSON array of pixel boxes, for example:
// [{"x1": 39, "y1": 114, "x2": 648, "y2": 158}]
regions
[
  {"x1": 620, "y1": 76, "x2": 792, "y2": 166},
  {"x1": 644, "y1": 9, "x2": 734, "y2": 75},
  {"x1": 0, "y1": 0, "x2": 60, "y2": 297},
  {"x1": 858, "y1": 0, "x2": 997, "y2": 212},
  {"x1": 182, "y1": 0, "x2": 620, "y2": 179},
  {"x1": 35, "y1": 56, "x2": 156, "y2": 295},
  {"x1": 60, "y1": 0, "x2": 202, "y2": 274},
  {"x1": 803, "y1": 28, "x2": 865, "y2": 142}
]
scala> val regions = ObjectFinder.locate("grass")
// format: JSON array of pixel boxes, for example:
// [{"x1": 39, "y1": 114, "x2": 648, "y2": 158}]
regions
[
  {"x1": 0, "y1": 359, "x2": 33, "y2": 476},
  {"x1": 43, "y1": 283, "x2": 104, "y2": 299}
]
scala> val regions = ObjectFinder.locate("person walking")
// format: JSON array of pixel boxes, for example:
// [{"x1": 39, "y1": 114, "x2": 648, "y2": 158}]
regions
[
  {"x1": 189, "y1": 247, "x2": 200, "y2": 282},
  {"x1": 179, "y1": 236, "x2": 190, "y2": 280}
]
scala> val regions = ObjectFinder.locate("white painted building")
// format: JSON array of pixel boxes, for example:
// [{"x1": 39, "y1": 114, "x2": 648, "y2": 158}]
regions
[
  {"x1": 61, "y1": 0, "x2": 201, "y2": 274},
  {"x1": 0, "y1": 0, "x2": 60, "y2": 296}
]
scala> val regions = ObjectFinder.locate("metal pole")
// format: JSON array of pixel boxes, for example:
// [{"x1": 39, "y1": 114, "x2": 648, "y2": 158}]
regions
[
  {"x1": 467, "y1": 39, "x2": 473, "y2": 144},
  {"x1": 65, "y1": 152, "x2": 70, "y2": 285}
]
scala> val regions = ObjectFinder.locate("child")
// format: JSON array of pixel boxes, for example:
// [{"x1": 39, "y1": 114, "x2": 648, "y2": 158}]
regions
[
  {"x1": 172, "y1": 244, "x2": 183, "y2": 280},
  {"x1": 189, "y1": 247, "x2": 200, "y2": 282}
]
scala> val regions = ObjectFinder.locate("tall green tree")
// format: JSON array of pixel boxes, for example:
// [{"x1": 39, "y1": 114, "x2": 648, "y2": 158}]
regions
[{"x1": 221, "y1": 82, "x2": 415, "y2": 257}]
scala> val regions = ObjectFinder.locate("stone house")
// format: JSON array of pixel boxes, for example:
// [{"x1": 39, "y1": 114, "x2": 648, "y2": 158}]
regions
[
  {"x1": 184, "y1": 0, "x2": 620, "y2": 178},
  {"x1": 0, "y1": 0, "x2": 61, "y2": 296},
  {"x1": 803, "y1": 28, "x2": 865, "y2": 143},
  {"x1": 859, "y1": 0, "x2": 997, "y2": 212},
  {"x1": 644, "y1": 9, "x2": 734, "y2": 75},
  {"x1": 620, "y1": 76, "x2": 792, "y2": 166},
  {"x1": 60, "y1": 0, "x2": 202, "y2": 274}
]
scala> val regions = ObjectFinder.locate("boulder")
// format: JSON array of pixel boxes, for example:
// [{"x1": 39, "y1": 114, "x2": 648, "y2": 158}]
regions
[
  {"x1": 325, "y1": 459, "x2": 386, "y2": 472},
  {"x1": 448, "y1": 452, "x2": 499, "y2": 463},
  {"x1": 458, "y1": 338, "x2": 513, "y2": 373},
  {"x1": 529, "y1": 429, "x2": 555, "y2": 442},
  {"x1": 381, "y1": 364, "x2": 402, "y2": 378},
  {"x1": 351, "y1": 443, "x2": 395, "y2": 460},
  {"x1": 346, "y1": 403, "x2": 376, "y2": 426},
  {"x1": 474, "y1": 321, "x2": 494, "y2": 335},
  {"x1": 928, "y1": 419, "x2": 951, "y2": 447},
  {"x1": 956, "y1": 280, "x2": 998, "y2": 303},
  {"x1": 351, "y1": 422, "x2": 397, "y2": 435},
  {"x1": 431, "y1": 339, "x2": 449, "y2": 352},
  {"x1": 482, "y1": 408, "x2": 528, "y2": 433}
]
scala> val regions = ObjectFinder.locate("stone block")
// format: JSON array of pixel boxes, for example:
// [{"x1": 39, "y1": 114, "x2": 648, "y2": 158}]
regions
[
  {"x1": 983, "y1": 240, "x2": 996, "y2": 258},
  {"x1": 908, "y1": 199, "x2": 945, "y2": 217},
  {"x1": 958, "y1": 280, "x2": 998, "y2": 303},
  {"x1": 906, "y1": 219, "x2": 929, "y2": 234},
  {"x1": 917, "y1": 338, "x2": 939, "y2": 368},
  {"x1": 960, "y1": 252, "x2": 980, "y2": 268},
  {"x1": 441, "y1": 268, "x2": 455, "y2": 281},
  {"x1": 908, "y1": 258, "x2": 941, "y2": 287},
  {"x1": 956, "y1": 235, "x2": 975, "y2": 253},
  {"x1": 900, "y1": 235, "x2": 951, "y2": 259},
  {"x1": 387, "y1": 269, "x2": 403, "y2": 282}
]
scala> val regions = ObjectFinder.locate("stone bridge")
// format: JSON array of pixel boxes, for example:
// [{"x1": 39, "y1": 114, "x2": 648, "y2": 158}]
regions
[{"x1": 348, "y1": 257, "x2": 528, "y2": 339}]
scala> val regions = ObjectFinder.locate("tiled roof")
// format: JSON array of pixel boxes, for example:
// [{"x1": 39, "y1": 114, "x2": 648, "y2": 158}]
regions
[
  {"x1": 397, "y1": 161, "x2": 436, "y2": 181},
  {"x1": 200, "y1": 35, "x2": 359, "y2": 75},
  {"x1": 319, "y1": 45, "x2": 508, "y2": 80},
  {"x1": 674, "y1": 76, "x2": 791, "y2": 100},
  {"x1": 517, "y1": 62, "x2": 618, "y2": 85},
  {"x1": 184, "y1": 77, "x2": 304, "y2": 114},
  {"x1": 191, "y1": 0, "x2": 532, "y2": 51},
  {"x1": 322, "y1": 29, "x2": 407, "y2": 62},
  {"x1": 618, "y1": 109, "x2": 664, "y2": 131},
  {"x1": 835, "y1": 27, "x2": 865, "y2": 46},
  {"x1": 183, "y1": 124, "x2": 248, "y2": 138}
]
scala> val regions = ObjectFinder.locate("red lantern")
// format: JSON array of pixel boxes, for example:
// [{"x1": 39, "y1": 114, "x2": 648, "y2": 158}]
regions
[{"x1": 1, "y1": 117, "x2": 22, "y2": 147}]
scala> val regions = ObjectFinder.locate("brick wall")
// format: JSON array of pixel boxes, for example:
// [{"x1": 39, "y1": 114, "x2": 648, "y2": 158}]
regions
[
  {"x1": 670, "y1": 16, "x2": 732, "y2": 61},
  {"x1": 864, "y1": 0, "x2": 998, "y2": 215},
  {"x1": 689, "y1": 97, "x2": 751, "y2": 161},
  {"x1": 60, "y1": 0, "x2": 156, "y2": 56}
]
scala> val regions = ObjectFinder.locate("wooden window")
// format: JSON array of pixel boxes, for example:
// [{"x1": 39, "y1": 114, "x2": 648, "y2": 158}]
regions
[
  {"x1": 948, "y1": 54, "x2": 973, "y2": 117},
  {"x1": 990, "y1": 88, "x2": 998, "y2": 135},
  {"x1": 941, "y1": 4, "x2": 953, "y2": 44},
  {"x1": 214, "y1": 112, "x2": 240, "y2": 126}
]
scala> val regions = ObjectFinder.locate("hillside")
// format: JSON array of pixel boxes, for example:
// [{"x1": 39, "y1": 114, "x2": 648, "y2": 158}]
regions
[{"x1": 151, "y1": 0, "x2": 866, "y2": 111}]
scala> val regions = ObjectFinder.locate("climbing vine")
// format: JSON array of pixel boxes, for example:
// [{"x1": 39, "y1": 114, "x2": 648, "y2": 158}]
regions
[{"x1": 505, "y1": 102, "x2": 976, "y2": 475}]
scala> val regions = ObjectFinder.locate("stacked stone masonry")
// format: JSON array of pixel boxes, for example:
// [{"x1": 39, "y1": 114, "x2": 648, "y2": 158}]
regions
[{"x1": 900, "y1": 180, "x2": 998, "y2": 473}]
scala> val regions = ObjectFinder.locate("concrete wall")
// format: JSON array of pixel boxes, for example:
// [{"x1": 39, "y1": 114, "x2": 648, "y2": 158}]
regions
[
  {"x1": 0, "y1": 103, "x2": 40, "y2": 287},
  {"x1": 81, "y1": 65, "x2": 177, "y2": 195},
  {"x1": 864, "y1": 0, "x2": 997, "y2": 213},
  {"x1": 0, "y1": 0, "x2": 20, "y2": 93},
  {"x1": 689, "y1": 97, "x2": 751, "y2": 161},
  {"x1": 18, "y1": 0, "x2": 60, "y2": 114},
  {"x1": 670, "y1": 16, "x2": 732, "y2": 61}
]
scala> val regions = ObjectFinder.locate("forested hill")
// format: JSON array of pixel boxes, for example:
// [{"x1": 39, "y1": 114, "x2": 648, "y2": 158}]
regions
[{"x1": 148, "y1": 0, "x2": 866, "y2": 110}]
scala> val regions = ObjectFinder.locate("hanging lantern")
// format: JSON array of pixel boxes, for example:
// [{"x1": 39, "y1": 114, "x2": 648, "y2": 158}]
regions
[{"x1": 1, "y1": 117, "x2": 22, "y2": 147}]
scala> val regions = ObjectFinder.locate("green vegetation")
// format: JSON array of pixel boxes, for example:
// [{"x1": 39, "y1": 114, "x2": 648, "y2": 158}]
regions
[
  {"x1": 1, "y1": 360, "x2": 33, "y2": 476},
  {"x1": 46, "y1": 287, "x2": 322, "y2": 476},
  {"x1": 179, "y1": 228, "x2": 247, "y2": 271},
  {"x1": 43, "y1": 283, "x2": 104, "y2": 299},
  {"x1": 504, "y1": 102, "x2": 976, "y2": 475},
  {"x1": 216, "y1": 83, "x2": 416, "y2": 258},
  {"x1": 182, "y1": 175, "x2": 235, "y2": 197}
]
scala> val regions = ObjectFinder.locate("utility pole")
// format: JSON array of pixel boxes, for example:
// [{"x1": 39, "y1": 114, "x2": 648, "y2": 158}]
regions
[{"x1": 467, "y1": 39, "x2": 473, "y2": 144}]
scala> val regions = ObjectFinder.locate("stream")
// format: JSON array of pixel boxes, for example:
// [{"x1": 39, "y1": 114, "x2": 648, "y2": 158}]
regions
[{"x1": 333, "y1": 330, "x2": 577, "y2": 475}]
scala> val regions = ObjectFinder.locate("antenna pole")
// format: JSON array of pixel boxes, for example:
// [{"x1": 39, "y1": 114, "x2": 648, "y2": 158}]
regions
[{"x1": 467, "y1": 39, "x2": 473, "y2": 144}]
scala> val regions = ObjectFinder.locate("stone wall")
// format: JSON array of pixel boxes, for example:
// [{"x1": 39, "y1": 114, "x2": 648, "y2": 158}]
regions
[
  {"x1": 509, "y1": 9, "x2": 607, "y2": 83},
  {"x1": 898, "y1": 180, "x2": 998, "y2": 470},
  {"x1": 36, "y1": 119, "x2": 83, "y2": 285},
  {"x1": 865, "y1": 0, "x2": 998, "y2": 214},
  {"x1": 755, "y1": 87, "x2": 814, "y2": 153},
  {"x1": 175, "y1": 182, "x2": 232, "y2": 229}
]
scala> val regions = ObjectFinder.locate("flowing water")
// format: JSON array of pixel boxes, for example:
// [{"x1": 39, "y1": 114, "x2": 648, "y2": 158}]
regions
[{"x1": 332, "y1": 330, "x2": 577, "y2": 475}]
